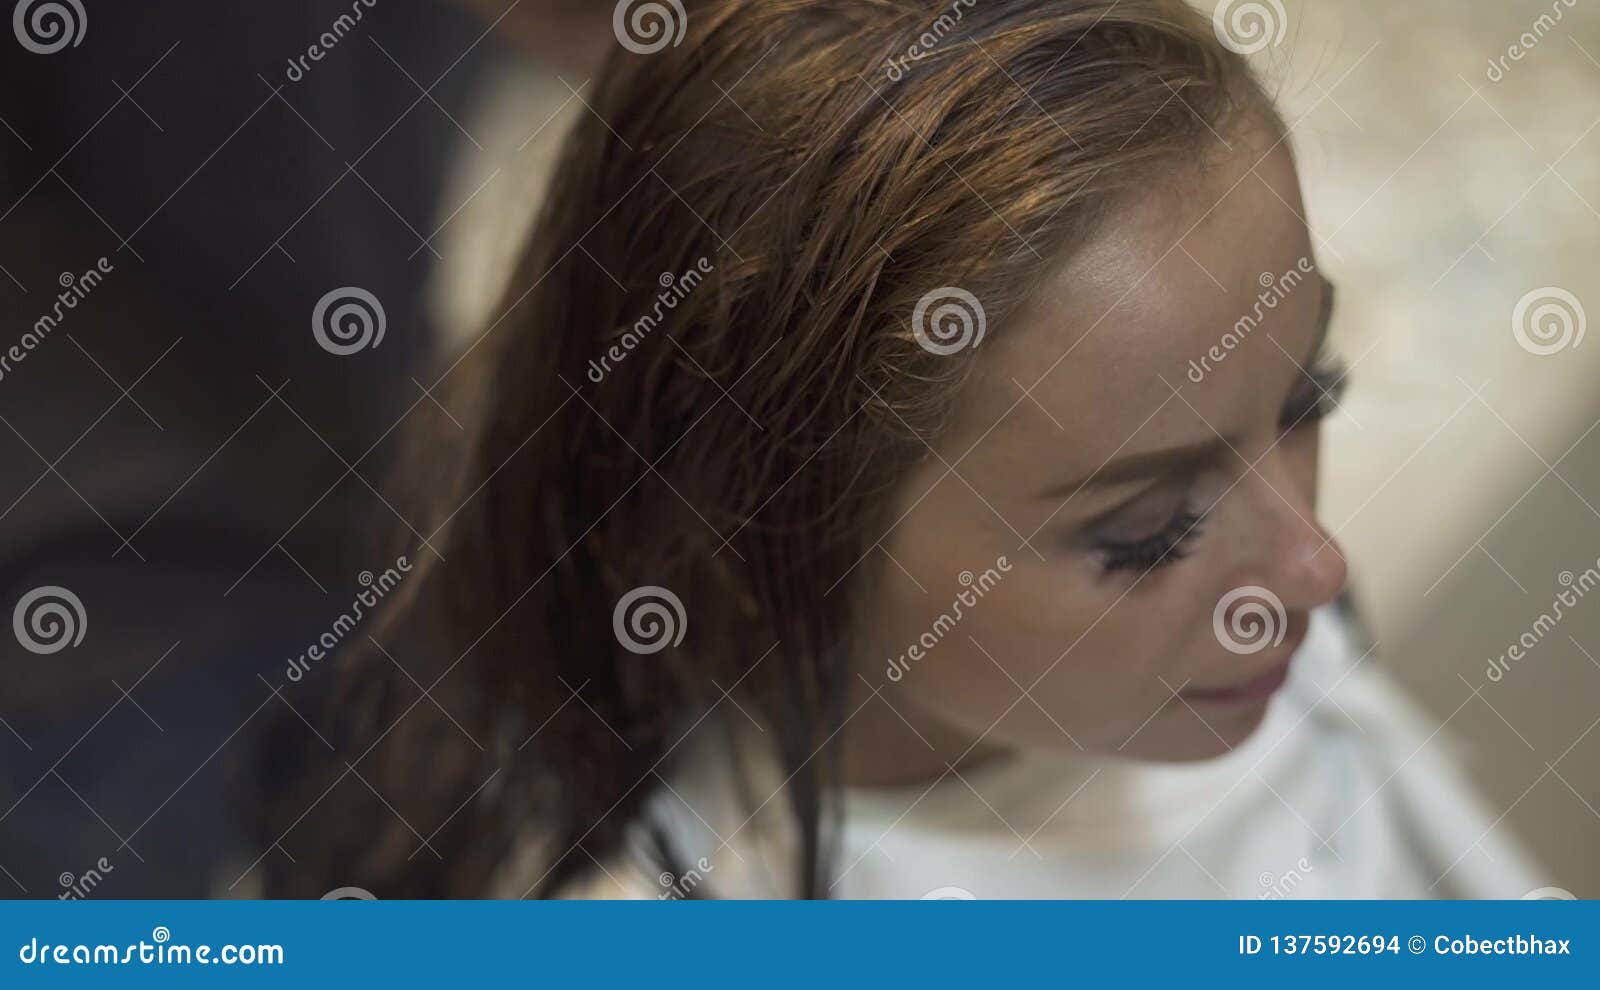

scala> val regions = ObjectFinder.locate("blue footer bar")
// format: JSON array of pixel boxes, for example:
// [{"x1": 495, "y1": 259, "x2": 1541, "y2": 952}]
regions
[{"x1": 2, "y1": 900, "x2": 1593, "y2": 986}]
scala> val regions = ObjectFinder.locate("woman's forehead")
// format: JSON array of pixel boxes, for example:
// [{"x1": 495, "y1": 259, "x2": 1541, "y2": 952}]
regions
[{"x1": 943, "y1": 136, "x2": 1322, "y2": 477}]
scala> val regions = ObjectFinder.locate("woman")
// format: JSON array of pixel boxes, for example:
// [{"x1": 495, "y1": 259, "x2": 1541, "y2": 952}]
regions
[{"x1": 262, "y1": 0, "x2": 1544, "y2": 899}]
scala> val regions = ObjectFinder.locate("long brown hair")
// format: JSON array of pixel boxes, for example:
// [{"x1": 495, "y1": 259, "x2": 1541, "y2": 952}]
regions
[{"x1": 261, "y1": 0, "x2": 1272, "y2": 898}]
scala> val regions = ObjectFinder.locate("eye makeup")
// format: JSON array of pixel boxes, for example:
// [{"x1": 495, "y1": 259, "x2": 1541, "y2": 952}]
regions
[
  {"x1": 1279, "y1": 351, "x2": 1347, "y2": 431},
  {"x1": 1095, "y1": 507, "x2": 1205, "y2": 573},
  {"x1": 1086, "y1": 353, "x2": 1347, "y2": 576},
  {"x1": 1083, "y1": 477, "x2": 1210, "y2": 575}
]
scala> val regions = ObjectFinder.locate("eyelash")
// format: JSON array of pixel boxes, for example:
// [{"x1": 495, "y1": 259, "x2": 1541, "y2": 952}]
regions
[
  {"x1": 1280, "y1": 359, "x2": 1347, "y2": 431},
  {"x1": 1095, "y1": 359, "x2": 1348, "y2": 576},
  {"x1": 1096, "y1": 510, "x2": 1204, "y2": 574}
]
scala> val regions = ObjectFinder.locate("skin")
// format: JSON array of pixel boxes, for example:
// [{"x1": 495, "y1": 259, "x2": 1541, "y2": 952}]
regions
[{"x1": 845, "y1": 125, "x2": 1349, "y2": 785}]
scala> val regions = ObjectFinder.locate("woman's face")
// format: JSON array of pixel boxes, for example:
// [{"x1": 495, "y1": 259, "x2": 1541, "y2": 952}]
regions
[{"x1": 860, "y1": 127, "x2": 1349, "y2": 767}]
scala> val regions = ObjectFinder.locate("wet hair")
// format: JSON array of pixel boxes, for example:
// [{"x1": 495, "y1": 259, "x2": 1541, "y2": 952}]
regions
[{"x1": 261, "y1": 0, "x2": 1274, "y2": 898}]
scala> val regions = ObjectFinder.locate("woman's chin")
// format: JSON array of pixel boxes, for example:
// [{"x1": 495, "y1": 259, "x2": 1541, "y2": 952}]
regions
[{"x1": 1113, "y1": 699, "x2": 1275, "y2": 763}]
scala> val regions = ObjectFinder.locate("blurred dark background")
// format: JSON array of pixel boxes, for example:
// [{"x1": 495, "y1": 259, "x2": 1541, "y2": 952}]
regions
[{"x1": 0, "y1": 0, "x2": 543, "y2": 897}]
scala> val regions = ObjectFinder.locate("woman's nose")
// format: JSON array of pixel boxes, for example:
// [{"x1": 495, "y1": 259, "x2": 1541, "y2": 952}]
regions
[{"x1": 1251, "y1": 450, "x2": 1348, "y2": 612}]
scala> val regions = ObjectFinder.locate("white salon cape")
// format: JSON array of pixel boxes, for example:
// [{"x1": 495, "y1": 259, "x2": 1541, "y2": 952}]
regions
[{"x1": 548, "y1": 607, "x2": 1546, "y2": 899}]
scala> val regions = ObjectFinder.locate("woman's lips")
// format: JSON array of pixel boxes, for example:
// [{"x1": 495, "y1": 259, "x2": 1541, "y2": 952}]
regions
[
  {"x1": 1180, "y1": 614, "x2": 1308, "y2": 705},
  {"x1": 1180, "y1": 659, "x2": 1292, "y2": 704}
]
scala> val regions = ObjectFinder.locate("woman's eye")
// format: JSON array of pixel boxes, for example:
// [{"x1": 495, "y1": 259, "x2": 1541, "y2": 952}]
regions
[
  {"x1": 1093, "y1": 508, "x2": 1205, "y2": 575},
  {"x1": 1279, "y1": 360, "x2": 1347, "y2": 431}
]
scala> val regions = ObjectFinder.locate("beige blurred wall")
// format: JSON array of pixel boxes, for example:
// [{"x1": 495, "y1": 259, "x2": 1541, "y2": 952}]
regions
[{"x1": 1257, "y1": 0, "x2": 1599, "y2": 896}]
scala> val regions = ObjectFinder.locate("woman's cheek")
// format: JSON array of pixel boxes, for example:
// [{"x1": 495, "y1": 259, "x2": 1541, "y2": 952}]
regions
[{"x1": 960, "y1": 561, "x2": 1116, "y2": 679}]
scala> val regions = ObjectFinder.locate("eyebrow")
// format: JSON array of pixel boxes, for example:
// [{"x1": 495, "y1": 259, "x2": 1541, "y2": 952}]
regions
[
  {"x1": 1036, "y1": 277, "x2": 1337, "y2": 501},
  {"x1": 1039, "y1": 436, "x2": 1230, "y2": 500}
]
